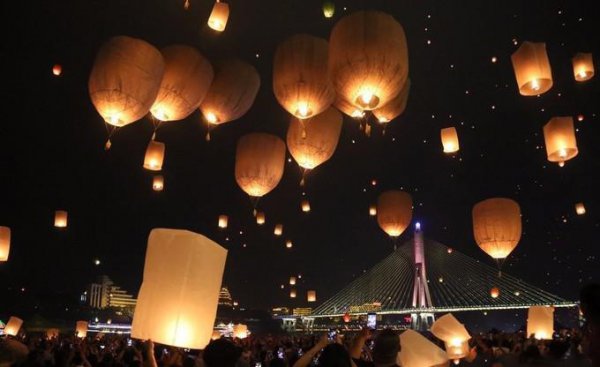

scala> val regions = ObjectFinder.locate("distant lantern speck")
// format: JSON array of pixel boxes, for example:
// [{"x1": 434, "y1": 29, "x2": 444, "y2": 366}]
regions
[
  {"x1": 218, "y1": 215, "x2": 228, "y2": 229},
  {"x1": 307, "y1": 290, "x2": 317, "y2": 302},
  {"x1": 207, "y1": 1, "x2": 230, "y2": 32},
  {"x1": 575, "y1": 203, "x2": 586, "y2": 215},
  {"x1": 323, "y1": 1, "x2": 335, "y2": 18},
  {"x1": 369, "y1": 205, "x2": 377, "y2": 216},
  {"x1": 301, "y1": 199, "x2": 311, "y2": 212},
  {"x1": 143, "y1": 140, "x2": 165, "y2": 171},
  {"x1": 52, "y1": 64, "x2": 62, "y2": 76},
  {"x1": 289, "y1": 276, "x2": 296, "y2": 285},
  {"x1": 54, "y1": 210, "x2": 68, "y2": 228},
  {"x1": 572, "y1": 53, "x2": 594, "y2": 82},
  {"x1": 153, "y1": 175, "x2": 164, "y2": 191},
  {"x1": 274, "y1": 224, "x2": 283, "y2": 236},
  {"x1": 490, "y1": 287, "x2": 500, "y2": 298},
  {"x1": 256, "y1": 212, "x2": 266, "y2": 225},
  {"x1": 441, "y1": 127, "x2": 460, "y2": 153},
  {"x1": 286, "y1": 240, "x2": 293, "y2": 248}
]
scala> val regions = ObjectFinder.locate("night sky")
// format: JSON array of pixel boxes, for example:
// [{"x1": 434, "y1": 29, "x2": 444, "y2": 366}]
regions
[{"x1": 1, "y1": 0, "x2": 599, "y2": 314}]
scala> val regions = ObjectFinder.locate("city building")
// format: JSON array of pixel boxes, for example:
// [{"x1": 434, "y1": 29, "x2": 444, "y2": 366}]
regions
[
  {"x1": 83, "y1": 276, "x2": 137, "y2": 315},
  {"x1": 292, "y1": 308, "x2": 313, "y2": 317},
  {"x1": 218, "y1": 287, "x2": 234, "y2": 308},
  {"x1": 271, "y1": 307, "x2": 290, "y2": 317}
]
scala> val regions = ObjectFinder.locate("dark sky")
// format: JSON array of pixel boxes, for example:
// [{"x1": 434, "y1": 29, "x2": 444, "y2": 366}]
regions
[{"x1": 1, "y1": 0, "x2": 599, "y2": 313}]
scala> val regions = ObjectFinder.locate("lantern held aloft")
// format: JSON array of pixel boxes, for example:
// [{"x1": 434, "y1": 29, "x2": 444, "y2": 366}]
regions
[
  {"x1": 287, "y1": 107, "x2": 343, "y2": 170},
  {"x1": 472, "y1": 198, "x2": 521, "y2": 260},
  {"x1": 150, "y1": 46, "x2": 214, "y2": 121},
  {"x1": 55, "y1": 210, "x2": 68, "y2": 228},
  {"x1": 572, "y1": 53, "x2": 594, "y2": 82},
  {"x1": 543, "y1": 116, "x2": 578, "y2": 167},
  {"x1": 398, "y1": 330, "x2": 449, "y2": 367},
  {"x1": 510, "y1": 41, "x2": 553, "y2": 96},
  {"x1": 527, "y1": 306, "x2": 554, "y2": 340},
  {"x1": 4, "y1": 317, "x2": 23, "y2": 336},
  {"x1": 273, "y1": 34, "x2": 335, "y2": 119},
  {"x1": 329, "y1": 11, "x2": 409, "y2": 110},
  {"x1": 431, "y1": 314, "x2": 471, "y2": 360},
  {"x1": 232, "y1": 324, "x2": 248, "y2": 339},
  {"x1": 46, "y1": 329, "x2": 60, "y2": 339},
  {"x1": 143, "y1": 140, "x2": 165, "y2": 171},
  {"x1": 200, "y1": 60, "x2": 260, "y2": 125},
  {"x1": 441, "y1": 127, "x2": 460, "y2": 153},
  {"x1": 207, "y1": 1, "x2": 230, "y2": 32},
  {"x1": 235, "y1": 133, "x2": 286, "y2": 198},
  {"x1": 0, "y1": 226, "x2": 11, "y2": 262},
  {"x1": 76, "y1": 321, "x2": 88, "y2": 338},
  {"x1": 89, "y1": 36, "x2": 165, "y2": 127},
  {"x1": 131, "y1": 229, "x2": 228, "y2": 349},
  {"x1": 377, "y1": 190, "x2": 413, "y2": 237}
]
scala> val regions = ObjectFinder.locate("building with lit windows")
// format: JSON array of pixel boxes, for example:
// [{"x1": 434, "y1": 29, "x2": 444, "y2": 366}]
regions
[{"x1": 84, "y1": 276, "x2": 137, "y2": 315}]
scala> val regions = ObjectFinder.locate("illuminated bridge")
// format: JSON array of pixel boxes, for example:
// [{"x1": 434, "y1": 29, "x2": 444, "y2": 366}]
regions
[{"x1": 310, "y1": 224, "x2": 576, "y2": 329}]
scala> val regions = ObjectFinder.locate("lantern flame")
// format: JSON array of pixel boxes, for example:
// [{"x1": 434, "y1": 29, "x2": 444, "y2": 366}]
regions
[
  {"x1": 295, "y1": 102, "x2": 312, "y2": 118},
  {"x1": 531, "y1": 79, "x2": 540, "y2": 91}
]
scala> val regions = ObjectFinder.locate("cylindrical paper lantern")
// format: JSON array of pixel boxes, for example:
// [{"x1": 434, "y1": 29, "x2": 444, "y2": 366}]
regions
[
  {"x1": 256, "y1": 212, "x2": 266, "y2": 225},
  {"x1": 52, "y1": 64, "x2": 62, "y2": 76},
  {"x1": 575, "y1": 202, "x2": 586, "y2": 215},
  {"x1": 431, "y1": 313, "x2": 471, "y2": 359},
  {"x1": 323, "y1": 1, "x2": 335, "y2": 18},
  {"x1": 572, "y1": 53, "x2": 594, "y2": 82},
  {"x1": 218, "y1": 215, "x2": 228, "y2": 229},
  {"x1": 4, "y1": 317, "x2": 23, "y2": 336},
  {"x1": 153, "y1": 175, "x2": 164, "y2": 192},
  {"x1": 89, "y1": 36, "x2": 165, "y2": 126},
  {"x1": 334, "y1": 96, "x2": 364, "y2": 119},
  {"x1": 543, "y1": 116, "x2": 578, "y2": 167},
  {"x1": 329, "y1": 11, "x2": 409, "y2": 110},
  {"x1": 232, "y1": 324, "x2": 248, "y2": 339},
  {"x1": 0, "y1": 226, "x2": 10, "y2": 262},
  {"x1": 287, "y1": 107, "x2": 343, "y2": 169},
  {"x1": 369, "y1": 205, "x2": 377, "y2": 216},
  {"x1": 399, "y1": 330, "x2": 449, "y2": 367},
  {"x1": 490, "y1": 287, "x2": 500, "y2": 298},
  {"x1": 274, "y1": 224, "x2": 283, "y2": 236},
  {"x1": 76, "y1": 321, "x2": 88, "y2": 338},
  {"x1": 289, "y1": 276, "x2": 297, "y2": 285},
  {"x1": 207, "y1": 2, "x2": 230, "y2": 32},
  {"x1": 343, "y1": 313, "x2": 351, "y2": 323},
  {"x1": 290, "y1": 289, "x2": 297, "y2": 298},
  {"x1": 307, "y1": 290, "x2": 317, "y2": 302},
  {"x1": 441, "y1": 127, "x2": 460, "y2": 153},
  {"x1": 150, "y1": 46, "x2": 214, "y2": 121},
  {"x1": 273, "y1": 34, "x2": 335, "y2": 119},
  {"x1": 372, "y1": 79, "x2": 410, "y2": 123},
  {"x1": 527, "y1": 306, "x2": 554, "y2": 340},
  {"x1": 510, "y1": 41, "x2": 553, "y2": 96},
  {"x1": 377, "y1": 191, "x2": 413, "y2": 237},
  {"x1": 200, "y1": 60, "x2": 260, "y2": 125},
  {"x1": 54, "y1": 210, "x2": 68, "y2": 228},
  {"x1": 301, "y1": 199, "x2": 311, "y2": 212},
  {"x1": 235, "y1": 133, "x2": 286, "y2": 198},
  {"x1": 143, "y1": 140, "x2": 165, "y2": 171},
  {"x1": 472, "y1": 198, "x2": 521, "y2": 260},
  {"x1": 46, "y1": 328, "x2": 59, "y2": 339},
  {"x1": 131, "y1": 229, "x2": 228, "y2": 349}
]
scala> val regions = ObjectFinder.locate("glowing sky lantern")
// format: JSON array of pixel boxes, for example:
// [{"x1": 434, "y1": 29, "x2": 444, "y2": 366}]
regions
[
  {"x1": 575, "y1": 202, "x2": 586, "y2": 215},
  {"x1": 52, "y1": 64, "x2": 62, "y2": 76},
  {"x1": 572, "y1": 53, "x2": 594, "y2": 82},
  {"x1": 54, "y1": 210, "x2": 68, "y2": 228},
  {"x1": 0, "y1": 226, "x2": 10, "y2": 262},
  {"x1": 307, "y1": 290, "x2": 317, "y2": 302},
  {"x1": 301, "y1": 199, "x2": 311, "y2": 212},
  {"x1": 398, "y1": 330, "x2": 449, "y2": 367},
  {"x1": 4, "y1": 317, "x2": 23, "y2": 336},
  {"x1": 131, "y1": 229, "x2": 228, "y2": 349},
  {"x1": 290, "y1": 289, "x2": 297, "y2": 298},
  {"x1": 490, "y1": 287, "x2": 500, "y2": 298},
  {"x1": 289, "y1": 276, "x2": 297, "y2": 285},
  {"x1": 329, "y1": 11, "x2": 409, "y2": 110},
  {"x1": 207, "y1": 1, "x2": 230, "y2": 32},
  {"x1": 150, "y1": 46, "x2": 213, "y2": 122},
  {"x1": 377, "y1": 190, "x2": 413, "y2": 238},
  {"x1": 256, "y1": 212, "x2": 266, "y2": 225},
  {"x1": 287, "y1": 107, "x2": 343, "y2": 174},
  {"x1": 372, "y1": 79, "x2": 410, "y2": 124},
  {"x1": 543, "y1": 116, "x2": 578, "y2": 167},
  {"x1": 218, "y1": 215, "x2": 228, "y2": 229},
  {"x1": 343, "y1": 313, "x2": 351, "y2": 323},
  {"x1": 200, "y1": 59, "x2": 260, "y2": 126},
  {"x1": 441, "y1": 127, "x2": 460, "y2": 153},
  {"x1": 274, "y1": 224, "x2": 283, "y2": 236},
  {"x1": 235, "y1": 133, "x2": 286, "y2": 198},
  {"x1": 431, "y1": 314, "x2": 471, "y2": 362},
  {"x1": 472, "y1": 198, "x2": 521, "y2": 265},
  {"x1": 273, "y1": 34, "x2": 335, "y2": 119},
  {"x1": 369, "y1": 205, "x2": 377, "y2": 216},
  {"x1": 322, "y1": 1, "x2": 335, "y2": 18},
  {"x1": 46, "y1": 328, "x2": 59, "y2": 339},
  {"x1": 76, "y1": 321, "x2": 88, "y2": 338},
  {"x1": 511, "y1": 41, "x2": 553, "y2": 96},
  {"x1": 232, "y1": 324, "x2": 248, "y2": 339},
  {"x1": 527, "y1": 306, "x2": 554, "y2": 340},
  {"x1": 285, "y1": 240, "x2": 293, "y2": 249},
  {"x1": 89, "y1": 36, "x2": 165, "y2": 127},
  {"x1": 143, "y1": 140, "x2": 165, "y2": 171},
  {"x1": 152, "y1": 175, "x2": 164, "y2": 192}
]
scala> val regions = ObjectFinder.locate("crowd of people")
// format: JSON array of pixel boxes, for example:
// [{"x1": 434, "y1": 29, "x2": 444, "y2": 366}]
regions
[{"x1": 1, "y1": 284, "x2": 598, "y2": 367}]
